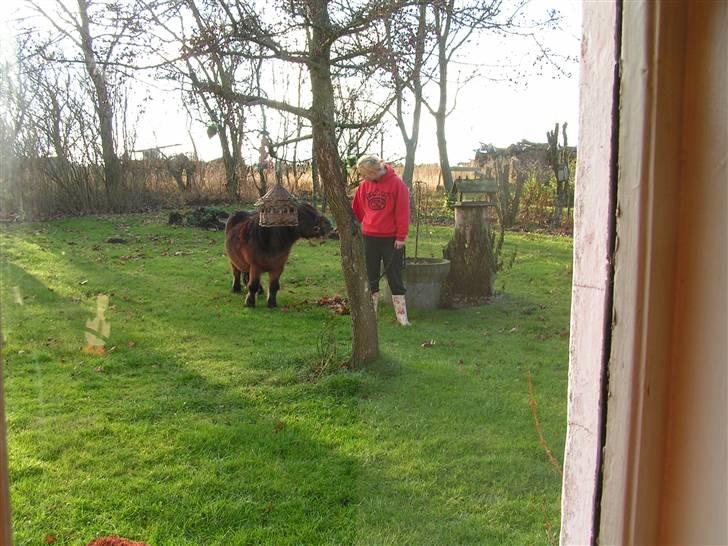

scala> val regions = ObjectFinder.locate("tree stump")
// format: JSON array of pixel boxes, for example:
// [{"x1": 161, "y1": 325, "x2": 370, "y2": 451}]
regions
[{"x1": 442, "y1": 203, "x2": 497, "y2": 307}]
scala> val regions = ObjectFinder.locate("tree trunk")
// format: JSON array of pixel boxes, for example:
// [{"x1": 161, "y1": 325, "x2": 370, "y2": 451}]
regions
[
  {"x1": 308, "y1": 2, "x2": 378, "y2": 365},
  {"x1": 218, "y1": 128, "x2": 239, "y2": 198},
  {"x1": 77, "y1": 0, "x2": 121, "y2": 205},
  {"x1": 435, "y1": 111, "x2": 453, "y2": 195},
  {"x1": 433, "y1": 3, "x2": 454, "y2": 196},
  {"x1": 402, "y1": 141, "x2": 417, "y2": 190},
  {"x1": 256, "y1": 166, "x2": 268, "y2": 198},
  {"x1": 311, "y1": 156, "x2": 326, "y2": 212},
  {"x1": 398, "y1": 2, "x2": 426, "y2": 217}
]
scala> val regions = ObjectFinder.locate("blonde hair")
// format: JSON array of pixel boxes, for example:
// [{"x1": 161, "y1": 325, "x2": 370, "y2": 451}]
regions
[{"x1": 356, "y1": 154, "x2": 386, "y2": 181}]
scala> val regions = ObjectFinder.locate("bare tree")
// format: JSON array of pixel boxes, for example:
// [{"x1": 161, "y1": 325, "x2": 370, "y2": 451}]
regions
[
  {"x1": 0, "y1": 41, "x2": 113, "y2": 217},
  {"x1": 425, "y1": 0, "x2": 504, "y2": 193},
  {"x1": 75, "y1": 0, "x2": 120, "y2": 197},
  {"x1": 138, "y1": 0, "x2": 250, "y2": 198},
  {"x1": 185, "y1": 1, "x2": 250, "y2": 198},
  {"x1": 386, "y1": 2, "x2": 429, "y2": 194},
  {"x1": 0, "y1": 49, "x2": 35, "y2": 217},
  {"x1": 24, "y1": 0, "x2": 143, "y2": 201},
  {"x1": 422, "y1": 0, "x2": 560, "y2": 193}
]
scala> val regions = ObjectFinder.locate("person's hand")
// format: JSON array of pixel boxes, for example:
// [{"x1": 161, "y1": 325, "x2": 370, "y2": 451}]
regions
[{"x1": 394, "y1": 240, "x2": 405, "y2": 250}]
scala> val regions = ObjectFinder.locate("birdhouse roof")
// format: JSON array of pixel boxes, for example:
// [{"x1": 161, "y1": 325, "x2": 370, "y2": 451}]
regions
[{"x1": 255, "y1": 182, "x2": 299, "y2": 207}]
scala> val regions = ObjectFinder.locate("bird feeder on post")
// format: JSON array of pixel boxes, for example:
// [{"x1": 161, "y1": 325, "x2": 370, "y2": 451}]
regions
[
  {"x1": 441, "y1": 165, "x2": 500, "y2": 306},
  {"x1": 255, "y1": 180, "x2": 299, "y2": 227}
]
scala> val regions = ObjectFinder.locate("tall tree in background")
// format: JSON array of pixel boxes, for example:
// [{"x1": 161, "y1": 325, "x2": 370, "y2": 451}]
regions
[
  {"x1": 140, "y1": 0, "x2": 250, "y2": 198},
  {"x1": 75, "y1": 0, "x2": 119, "y2": 197},
  {"x1": 386, "y1": 2, "x2": 429, "y2": 195},
  {"x1": 423, "y1": 0, "x2": 560, "y2": 193},
  {"x1": 425, "y1": 0, "x2": 503, "y2": 193},
  {"x1": 26, "y1": 0, "x2": 142, "y2": 203},
  {"x1": 185, "y1": 1, "x2": 248, "y2": 198}
]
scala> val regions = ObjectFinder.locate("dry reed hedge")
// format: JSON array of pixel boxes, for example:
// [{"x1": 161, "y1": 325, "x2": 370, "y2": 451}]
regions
[{"x1": 0, "y1": 159, "x2": 571, "y2": 231}]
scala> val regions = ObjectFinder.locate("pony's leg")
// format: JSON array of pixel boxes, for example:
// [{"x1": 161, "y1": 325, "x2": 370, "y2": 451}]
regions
[
  {"x1": 267, "y1": 270, "x2": 282, "y2": 308},
  {"x1": 242, "y1": 271, "x2": 263, "y2": 295},
  {"x1": 246, "y1": 267, "x2": 262, "y2": 307},
  {"x1": 231, "y1": 264, "x2": 242, "y2": 293}
]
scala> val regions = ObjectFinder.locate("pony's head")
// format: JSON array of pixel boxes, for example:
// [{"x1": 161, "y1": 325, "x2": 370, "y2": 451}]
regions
[{"x1": 296, "y1": 203, "x2": 332, "y2": 239}]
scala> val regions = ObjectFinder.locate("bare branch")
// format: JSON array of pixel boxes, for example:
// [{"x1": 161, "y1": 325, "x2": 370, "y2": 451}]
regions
[
  {"x1": 27, "y1": 1, "x2": 83, "y2": 49},
  {"x1": 196, "y1": 81, "x2": 312, "y2": 120}
]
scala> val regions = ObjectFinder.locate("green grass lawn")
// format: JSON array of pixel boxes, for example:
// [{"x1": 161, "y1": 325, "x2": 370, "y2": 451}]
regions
[{"x1": 0, "y1": 211, "x2": 572, "y2": 545}]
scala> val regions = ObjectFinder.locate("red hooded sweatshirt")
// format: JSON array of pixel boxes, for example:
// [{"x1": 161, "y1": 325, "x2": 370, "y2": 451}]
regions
[{"x1": 352, "y1": 164, "x2": 410, "y2": 241}]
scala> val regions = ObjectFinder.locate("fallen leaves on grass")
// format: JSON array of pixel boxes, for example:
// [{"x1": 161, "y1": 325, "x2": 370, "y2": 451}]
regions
[
  {"x1": 45, "y1": 535, "x2": 56, "y2": 544},
  {"x1": 118, "y1": 254, "x2": 144, "y2": 262},
  {"x1": 317, "y1": 295, "x2": 349, "y2": 315},
  {"x1": 421, "y1": 339, "x2": 436, "y2": 348},
  {"x1": 86, "y1": 537, "x2": 149, "y2": 546},
  {"x1": 273, "y1": 419, "x2": 286, "y2": 432}
]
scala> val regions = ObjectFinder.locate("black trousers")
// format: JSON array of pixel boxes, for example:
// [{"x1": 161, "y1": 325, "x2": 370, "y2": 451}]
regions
[{"x1": 363, "y1": 236, "x2": 406, "y2": 296}]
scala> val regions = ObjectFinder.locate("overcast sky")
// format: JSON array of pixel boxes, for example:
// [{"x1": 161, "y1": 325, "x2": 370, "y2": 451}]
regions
[{"x1": 1, "y1": 0, "x2": 581, "y2": 165}]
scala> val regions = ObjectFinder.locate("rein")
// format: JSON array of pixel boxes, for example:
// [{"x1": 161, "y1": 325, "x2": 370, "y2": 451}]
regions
[{"x1": 376, "y1": 246, "x2": 406, "y2": 283}]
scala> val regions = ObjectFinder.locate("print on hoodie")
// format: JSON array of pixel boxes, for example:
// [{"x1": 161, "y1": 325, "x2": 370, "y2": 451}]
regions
[{"x1": 366, "y1": 189, "x2": 392, "y2": 211}]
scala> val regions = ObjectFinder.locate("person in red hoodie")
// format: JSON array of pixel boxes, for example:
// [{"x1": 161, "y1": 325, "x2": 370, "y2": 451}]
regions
[{"x1": 352, "y1": 154, "x2": 411, "y2": 325}]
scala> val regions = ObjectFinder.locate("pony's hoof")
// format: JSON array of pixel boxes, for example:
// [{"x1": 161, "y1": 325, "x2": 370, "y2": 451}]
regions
[
  {"x1": 245, "y1": 298, "x2": 256, "y2": 307},
  {"x1": 267, "y1": 301, "x2": 277, "y2": 308},
  {"x1": 232, "y1": 286, "x2": 242, "y2": 293}
]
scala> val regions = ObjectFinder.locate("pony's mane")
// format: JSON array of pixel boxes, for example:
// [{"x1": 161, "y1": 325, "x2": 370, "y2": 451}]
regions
[{"x1": 296, "y1": 202, "x2": 319, "y2": 224}]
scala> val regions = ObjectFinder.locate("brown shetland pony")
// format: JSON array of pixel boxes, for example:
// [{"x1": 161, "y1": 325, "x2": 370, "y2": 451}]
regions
[{"x1": 224, "y1": 203, "x2": 332, "y2": 308}]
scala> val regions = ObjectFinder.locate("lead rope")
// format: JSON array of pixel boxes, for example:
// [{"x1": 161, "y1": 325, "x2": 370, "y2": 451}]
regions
[{"x1": 375, "y1": 245, "x2": 406, "y2": 284}]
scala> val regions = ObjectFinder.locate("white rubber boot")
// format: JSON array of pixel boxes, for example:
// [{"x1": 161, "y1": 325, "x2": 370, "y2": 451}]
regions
[
  {"x1": 371, "y1": 291, "x2": 380, "y2": 316},
  {"x1": 392, "y1": 295, "x2": 411, "y2": 326}
]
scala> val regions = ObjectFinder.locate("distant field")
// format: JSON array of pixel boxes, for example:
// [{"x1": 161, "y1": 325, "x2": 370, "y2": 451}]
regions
[{"x1": 1, "y1": 211, "x2": 571, "y2": 545}]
